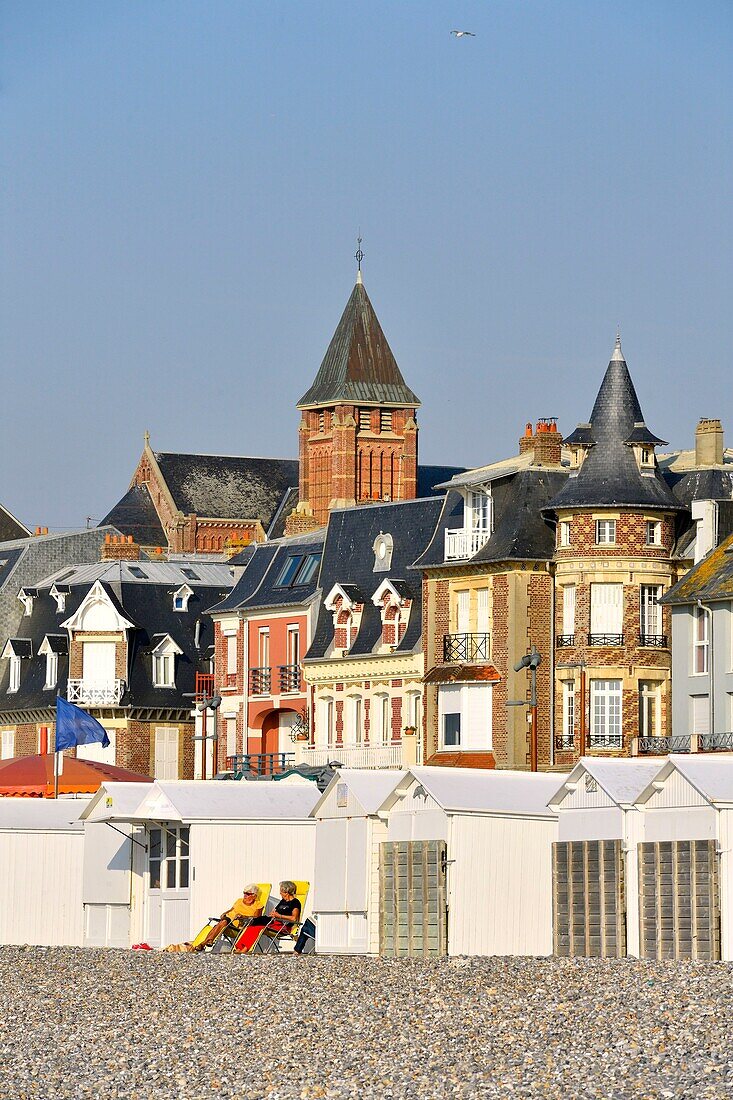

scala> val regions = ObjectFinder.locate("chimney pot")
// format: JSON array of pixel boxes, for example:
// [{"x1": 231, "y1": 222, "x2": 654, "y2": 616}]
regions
[
  {"x1": 35, "y1": 527, "x2": 41, "y2": 536},
  {"x1": 695, "y1": 418, "x2": 724, "y2": 467}
]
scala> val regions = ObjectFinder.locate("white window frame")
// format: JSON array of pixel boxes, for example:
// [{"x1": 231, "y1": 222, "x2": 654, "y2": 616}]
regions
[
  {"x1": 638, "y1": 681, "x2": 661, "y2": 739},
  {"x1": 349, "y1": 696, "x2": 363, "y2": 744},
  {"x1": 561, "y1": 681, "x2": 575, "y2": 745},
  {"x1": 645, "y1": 520, "x2": 661, "y2": 546},
  {"x1": 153, "y1": 651, "x2": 176, "y2": 688},
  {"x1": 44, "y1": 650, "x2": 58, "y2": 690},
  {"x1": 319, "y1": 696, "x2": 335, "y2": 747},
  {"x1": 456, "y1": 590, "x2": 470, "y2": 635},
  {"x1": 287, "y1": 625, "x2": 300, "y2": 667},
  {"x1": 640, "y1": 585, "x2": 662, "y2": 639},
  {"x1": 258, "y1": 628, "x2": 270, "y2": 669},
  {"x1": 692, "y1": 606, "x2": 710, "y2": 675},
  {"x1": 590, "y1": 583, "x2": 624, "y2": 636},
  {"x1": 691, "y1": 695, "x2": 710, "y2": 737},
  {"x1": 438, "y1": 683, "x2": 491, "y2": 751},
  {"x1": 590, "y1": 679, "x2": 623, "y2": 747},
  {"x1": 558, "y1": 520, "x2": 571, "y2": 548},
  {"x1": 467, "y1": 489, "x2": 493, "y2": 535},
  {"x1": 226, "y1": 634, "x2": 238, "y2": 676},
  {"x1": 595, "y1": 518, "x2": 617, "y2": 545},
  {"x1": 1, "y1": 730, "x2": 14, "y2": 759},
  {"x1": 225, "y1": 717, "x2": 237, "y2": 758},
  {"x1": 172, "y1": 585, "x2": 193, "y2": 612},
  {"x1": 374, "y1": 692, "x2": 390, "y2": 745},
  {"x1": 148, "y1": 825, "x2": 190, "y2": 892},
  {"x1": 77, "y1": 728, "x2": 117, "y2": 764},
  {"x1": 8, "y1": 656, "x2": 20, "y2": 693},
  {"x1": 154, "y1": 726, "x2": 179, "y2": 780},
  {"x1": 562, "y1": 585, "x2": 576, "y2": 637}
]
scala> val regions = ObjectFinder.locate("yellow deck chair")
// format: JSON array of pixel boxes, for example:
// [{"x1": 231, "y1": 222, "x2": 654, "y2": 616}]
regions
[
  {"x1": 191, "y1": 882, "x2": 271, "y2": 952},
  {"x1": 261, "y1": 880, "x2": 310, "y2": 954}
]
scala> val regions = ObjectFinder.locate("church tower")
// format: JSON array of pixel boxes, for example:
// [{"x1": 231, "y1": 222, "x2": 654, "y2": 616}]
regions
[{"x1": 286, "y1": 266, "x2": 420, "y2": 533}]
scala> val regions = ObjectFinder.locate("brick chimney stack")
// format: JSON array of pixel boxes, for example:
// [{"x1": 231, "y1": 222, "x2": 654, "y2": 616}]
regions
[
  {"x1": 519, "y1": 419, "x2": 563, "y2": 465},
  {"x1": 101, "y1": 534, "x2": 141, "y2": 561},
  {"x1": 695, "y1": 418, "x2": 724, "y2": 466}
]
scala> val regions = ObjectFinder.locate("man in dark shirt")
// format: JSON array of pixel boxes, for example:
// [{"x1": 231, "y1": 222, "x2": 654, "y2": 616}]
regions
[{"x1": 234, "y1": 881, "x2": 301, "y2": 952}]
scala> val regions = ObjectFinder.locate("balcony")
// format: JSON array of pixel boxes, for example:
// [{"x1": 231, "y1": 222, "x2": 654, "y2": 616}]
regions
[
  {"x1": 443, "y1": 633, "x2": 490, "y2": 663},
  {"x1": 300, "y1": 743, "x2": 404, "y2": 769},
  {"x1": 556, "y1": 634, "x2": 575, "y2": 648},
  {"x1": 588, "y1": 634, "x2": 625, "y2": 647},
  {"x1": 67, "y1": 679, "x2": 125, "y2": 707},
  {"x1": 635, "y1": 732, "x2": 733, "y2": 755},
  {"x1": 249, "y1": 666, "x2": 271, "y2": 696},
  {"x1": 226, "y1": 752, "x2": 294, "y2": 777},
  {"x1": 588, "y1": 733, "x2": 624, "y2": 750},
  {"x1": 554, "y1": 735, "x2": 575, "y2": 752},
  {"x1": 279, "y1": 664, "x2": 302, "y2": 693},
  {"x1": 194, "y1": 672, "x2": 215, "y2": 699},
  {"x1": 444, "y1": 527, "x2": 490, "y2": 561},
  {"x1": 639, "y1": 634, "x2": 668, "y2": 648}
]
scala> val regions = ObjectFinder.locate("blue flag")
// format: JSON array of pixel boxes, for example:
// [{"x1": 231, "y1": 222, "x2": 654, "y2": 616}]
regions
[{"x1": 55, "y1": 696, "x2": 111, "y2": 752}]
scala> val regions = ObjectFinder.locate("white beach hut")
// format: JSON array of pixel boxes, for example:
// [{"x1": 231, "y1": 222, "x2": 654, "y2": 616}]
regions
[
  {"x1": 548, "y1": 758, "x2": 665, "y2": 958},
  {"x1": 84, "y1": 779, "x2": 320, "y2": 949},
  {"x1": 0, "y1": 798, "x2": 91, "y2": 947},
  {"x1": 634, "y1": 754, "x2": 733, "y2": 960},
  {"x1": 310, "y1": 769, "x2": 405, "y2": 955},
  {"x1": 380, "y1": 766, "x2": 568, "y2": 958}
]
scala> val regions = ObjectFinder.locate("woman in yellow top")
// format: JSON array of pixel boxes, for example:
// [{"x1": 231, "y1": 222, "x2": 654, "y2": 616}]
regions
[{"x1": 195, "y1": 884, "x2": 263, "y2": 950}]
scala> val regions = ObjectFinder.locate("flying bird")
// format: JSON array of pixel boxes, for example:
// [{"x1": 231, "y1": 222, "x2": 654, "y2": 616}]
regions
[{"x1": 451, "y1": 30, "x2": 476, "y2": 37}]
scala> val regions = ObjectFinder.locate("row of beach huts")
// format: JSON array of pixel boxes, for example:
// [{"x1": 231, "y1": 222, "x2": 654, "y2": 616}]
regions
[{"x1": 3, "y1": 757, "x2": 733, "y2": 961}]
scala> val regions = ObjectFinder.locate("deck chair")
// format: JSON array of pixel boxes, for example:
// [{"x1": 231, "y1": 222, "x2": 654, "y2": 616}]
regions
[
  {"x1": 191, "y1": 883, "x2": 271, "y2": 953},
  {"x1": 233, "y1": 881, "x2": 310, "y2": 955}
]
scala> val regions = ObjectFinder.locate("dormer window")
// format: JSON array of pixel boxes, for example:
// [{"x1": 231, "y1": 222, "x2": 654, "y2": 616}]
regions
[
  {"x1": 372, "y1": 579, "x2": 411, "y2": 650},
  {"x1": 373, "y1": 533, "x2": 394, "y2": 572},
  {"x1": 45, "y1": 651, "x2": 58, "y2": 689},
  {"x1": 9, "y1": 656, "x2": 20, "y2": 693},
  {"x1": 445, "y1": 486, "x2": 494, "y2": 560},
  {"x1": 39, "y1": 635, "x2": 67, "y2": 689},
  {"x1": 18, "y1": 588, "x2": 36, "y2": 616},
  {"x1": 50, "y1": 584, "x2": 70, "y2": 613},
  {"x1": 151, "y1": 635, "x2": 182, "y2": 688},
  {"x1": 173, "y1": 584, "x2": 194, "y2": 612},
  {"x1": 1, "y1": 639, "x2": 32, "y2": 693},
  {"x1": 324, "y1": 584, "x2": 364, "y2": 655}
]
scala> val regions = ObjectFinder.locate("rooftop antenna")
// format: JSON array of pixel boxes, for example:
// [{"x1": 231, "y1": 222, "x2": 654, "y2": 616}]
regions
[{"x1": 355, "y1": 232, "x2": 364, "y2": 284}]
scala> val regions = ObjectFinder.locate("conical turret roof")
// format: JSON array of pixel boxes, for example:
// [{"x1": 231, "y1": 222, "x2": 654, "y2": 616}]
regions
[
  {"x1": 297, "y1": 279, "x2": 420, "y2": 409},
  {"x1": 547, "y1": 338, "x2": 680, "y2": 513}
]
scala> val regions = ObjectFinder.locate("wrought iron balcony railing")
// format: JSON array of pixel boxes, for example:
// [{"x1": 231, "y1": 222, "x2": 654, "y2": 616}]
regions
[
  {"x1": 226, "y1": 752, "x2": 294, "y2": 778},
  {"x1": 444, "y1": 527, "x2": 491, "y2": 561},
  {"x1": 637, "y1": 734, "x2": 691, "y2": 755},
  {"x1": 699, "y1": 732, "x2": 733, "y2": 752},
  {"x1": 443, "y1": 633, "x2": 490, "y2": 663},
  {"x1": 249, "y1": 666, "x2": 271, "y2": 696},
  {"x1": 279, "y1": 664, "x2": 302, "y2": 693},
  {"x1": 588, "y1": 634, "x2": 625, "y2": 647},
  {"x1": 67, "y1": 679, "x2": 125, "y2": 707},
  {"x1": 638, "y1": 634, "x2": 668, "y2": 648},
  {"x1": 588, "y1": 733, "x2": 624, "y2": 749},
  {"x1": 554, "y1": 734, "x2": 575, "y2": 751},
  {"x1": 556, "y1": 634, "x2": 575, "y2": 648}
]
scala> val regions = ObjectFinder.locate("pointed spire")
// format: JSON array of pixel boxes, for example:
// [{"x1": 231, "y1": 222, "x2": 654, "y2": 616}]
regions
[
  {"x1": 611, "y1": 331, "x2": 624, "y2": 362},
  {"x1": 355, "y1": 233, "x2": 364, "y2": 285}
]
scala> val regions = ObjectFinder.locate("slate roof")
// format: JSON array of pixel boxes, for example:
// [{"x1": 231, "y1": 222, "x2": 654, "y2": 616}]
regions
[
  {"x1": 0, "y1": 505, "x2": 30, "y2": 543},
  {"x1": 306, "y1": 497, "x2": 444, "y2": 660},
  {"x1": 209, "y1": 530, "x2": 324, "y2": 615},
  {"x1": 0, "y1": 562, "x2": 233, "y2": 715},
  {"x1": 99, "y1": 484, "x2": 166, "y2": 547},
  {"x1": 296, "y1": 280, "x2": 420, "y2": 409},
  {"x1": 662, "y1": 532, "x2": 733, "y2": 606},
  {"x1": 416, "y1": 464, "x2": 467, "y2": 496},
  {"x1": 154, "y1": 452, "x2": 299, "y2": 526},
  {"x1": 547, "y1": 339, "x2": 681, "y2": 513}
]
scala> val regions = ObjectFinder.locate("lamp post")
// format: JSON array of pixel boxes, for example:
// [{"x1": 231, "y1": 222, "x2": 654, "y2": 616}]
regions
[
  {"x1": 557, "y1": 661, "x2": 587, "y2": 754},
  {"x1": 508, "y1": 647, "x2": 542, "y2": 771},
  {"x1": 196, "y1": 692, "x2": 222, "y2": 779}
]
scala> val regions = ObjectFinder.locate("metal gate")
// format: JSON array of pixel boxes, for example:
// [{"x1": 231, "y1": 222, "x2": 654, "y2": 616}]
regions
[
  {"x1": 553, "y1": 840, "x2": 626, "y2": 957},
  {"x1": 638, "y1": 840, "x2": 720, "y2": 960},
  {"x1": 379, "y1": 840, "x2": 447, "y2": 957}
]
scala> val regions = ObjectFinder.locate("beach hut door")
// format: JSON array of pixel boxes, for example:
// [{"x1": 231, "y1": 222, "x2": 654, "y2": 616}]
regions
[
  {"x1": 144, "y1": 825, "x2": 191, "y2": 948},
  {"x1": 638, "y1": 840, "x2": 720, "y2": 961},
  {"x1": 379, "y1": 840, "x2": 447, "y2": 957}
]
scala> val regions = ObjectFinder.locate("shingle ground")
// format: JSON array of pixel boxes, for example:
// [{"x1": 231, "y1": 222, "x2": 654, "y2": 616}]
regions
[{"x1": 1, "y1": 947, "x2": 731, "y2": 1099}]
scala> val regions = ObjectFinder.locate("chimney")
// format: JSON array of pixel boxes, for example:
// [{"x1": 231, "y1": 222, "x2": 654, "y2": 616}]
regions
[
  {"x1": 531, "y1": 418, "x2": 563, "y2": 466},
  {"x1": 101, "y1": 534, "x2": 141, "y2": 561},
  {"x1": 695, "y1": 418, "x2": 724, "y2": 466},
  {"x1": 519, "y1": 422, "x2": 535, "y2": 455}
]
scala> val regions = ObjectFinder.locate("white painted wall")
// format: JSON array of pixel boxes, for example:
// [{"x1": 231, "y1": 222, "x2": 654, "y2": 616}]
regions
[
  {"x1": 0, "y1": 830, "x2": 84, "y2": 946},
  {"x1": 556, "y1": 807, "x2": 624, "y2": 841},
  {"x1": 188, "y1": 821, "x2": 315, "y2": 939},
  {"x1": 448, "y1": 814, "x2": 557, "y2": 957}
]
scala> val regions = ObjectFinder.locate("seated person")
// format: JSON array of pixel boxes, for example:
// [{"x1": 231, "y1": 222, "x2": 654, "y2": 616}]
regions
[
  {"x1": 235, "y1": 880, "x2": 301, "y2": 951},
  {"x1": 195, "y1": 884, "x2": 263, "y2": 950}
]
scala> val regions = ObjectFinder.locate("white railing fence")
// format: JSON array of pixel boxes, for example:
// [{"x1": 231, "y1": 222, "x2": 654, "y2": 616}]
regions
[
  {"x1": 300, "y1": 743, "x2": 404, "y2": 769},
  {"x1": 67, "y1": 679, "x2": 125, "y2": 707},
  {"x1": 444, "y1": 527, "x2": 490, "y2": 561}
]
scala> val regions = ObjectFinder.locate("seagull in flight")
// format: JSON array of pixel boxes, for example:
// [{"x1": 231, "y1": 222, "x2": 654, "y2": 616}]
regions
[{"x1": 451, "y1": 30, "x2": 476, "y2": 37}]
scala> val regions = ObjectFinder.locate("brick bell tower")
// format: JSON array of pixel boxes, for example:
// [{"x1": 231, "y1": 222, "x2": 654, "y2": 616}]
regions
[{"x1": 286, "y1": 254, "x2": 420, "y2": 534}]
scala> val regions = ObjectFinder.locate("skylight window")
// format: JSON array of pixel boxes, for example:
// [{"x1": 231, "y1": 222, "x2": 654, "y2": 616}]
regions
[
  {"x1": 274, "y1": 552, "x2": 321, "y2": 588},
  {"x1": 293, "y1": 553, "x2": 320, "y2": 585},
  {"x1": 275, "y1": 556, "x2": 303, "y2": 587},
  {"x1": 129, "y1": 567, "x2": 148, "y2": 579},
  {"x1": 181, "y1": 568, "x2": 199, "y2": 581}
]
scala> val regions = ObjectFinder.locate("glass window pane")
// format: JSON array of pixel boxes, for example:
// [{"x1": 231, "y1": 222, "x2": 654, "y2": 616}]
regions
[
  {"x1": 444, "y1": 713, "x2": 461, "y2": 747},
  {"x1": 149, "y1": 861, "x2": 161, "y2": 890},
  {"x1": 166, "y1": 831, "x2": 176, "y2": 859},
  {"x1": 180, "y1": 827, "x2": 190, "y2": 855},
  {"x1": 179, "y1": 860, "x2": 189, "y2": 889},
  {"x1": 149, "y1": 829, "x2": 162, "y2": 861},
  {"x1": 275, "y1": 556, "x2": 303, "y2": 587},
  {"x1": 166, "y1": 859, "x2": 176, "y2": 889}
]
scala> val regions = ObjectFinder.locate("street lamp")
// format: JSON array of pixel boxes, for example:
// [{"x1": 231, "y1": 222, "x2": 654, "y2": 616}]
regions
[
  {"x1": 507, "y1": 647, "x2": 542, "y2": 772},
  {"x1": 195, "y1": 692, "x2": 222, "y2": 780}
]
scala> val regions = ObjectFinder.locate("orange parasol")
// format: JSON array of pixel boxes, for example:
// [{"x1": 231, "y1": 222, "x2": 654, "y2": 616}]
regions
[{"x1": 0, "y1": 754, "x2": 152, "y2": 797}]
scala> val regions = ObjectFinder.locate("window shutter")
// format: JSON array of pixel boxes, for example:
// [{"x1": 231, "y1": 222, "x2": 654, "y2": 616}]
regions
[
  {"x1": 456, "y1": 591, "x2": 469, "y2": 634},
  {"x1": 226, "y1": 635, "x2": 237, "y2": 675},
  {"x1": 563, "y1": 586, "x2": 576, "y2": 635},
  {"x1": 591, "y1": 584, "x2": 623, "y2": 634},
  {"x1": 463, "y1": 684, "x2": 491, "y2": 750},
  {"x1": 691, "y1": 696, "x2": 710, "y2": 736},
  {"x1": 477, "y1": 589, "x2": 490, "y2": 635}
]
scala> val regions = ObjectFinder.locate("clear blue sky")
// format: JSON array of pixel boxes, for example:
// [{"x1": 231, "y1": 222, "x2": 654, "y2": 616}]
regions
[{"x1": 2, "y1": 1, "x2": 731, "y2": 528}]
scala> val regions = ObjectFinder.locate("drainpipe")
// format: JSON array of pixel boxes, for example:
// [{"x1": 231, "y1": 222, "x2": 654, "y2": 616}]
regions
[
  {"x1": 547, "y1": 561, "x2": 555, "y2": 767},
  {"x1": 697, "y1": 599, "x2": 714, "y2": 745}
]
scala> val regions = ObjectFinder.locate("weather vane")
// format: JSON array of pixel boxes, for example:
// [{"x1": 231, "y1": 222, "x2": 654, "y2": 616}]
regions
[{"x1": 355, "y1": 232, "x2": 364, "y2": 274}]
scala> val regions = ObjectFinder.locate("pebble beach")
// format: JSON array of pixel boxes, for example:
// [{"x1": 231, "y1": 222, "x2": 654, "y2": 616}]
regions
[{"x1": 1, "y1": 947, "x2": 731, "y2": 1099}]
